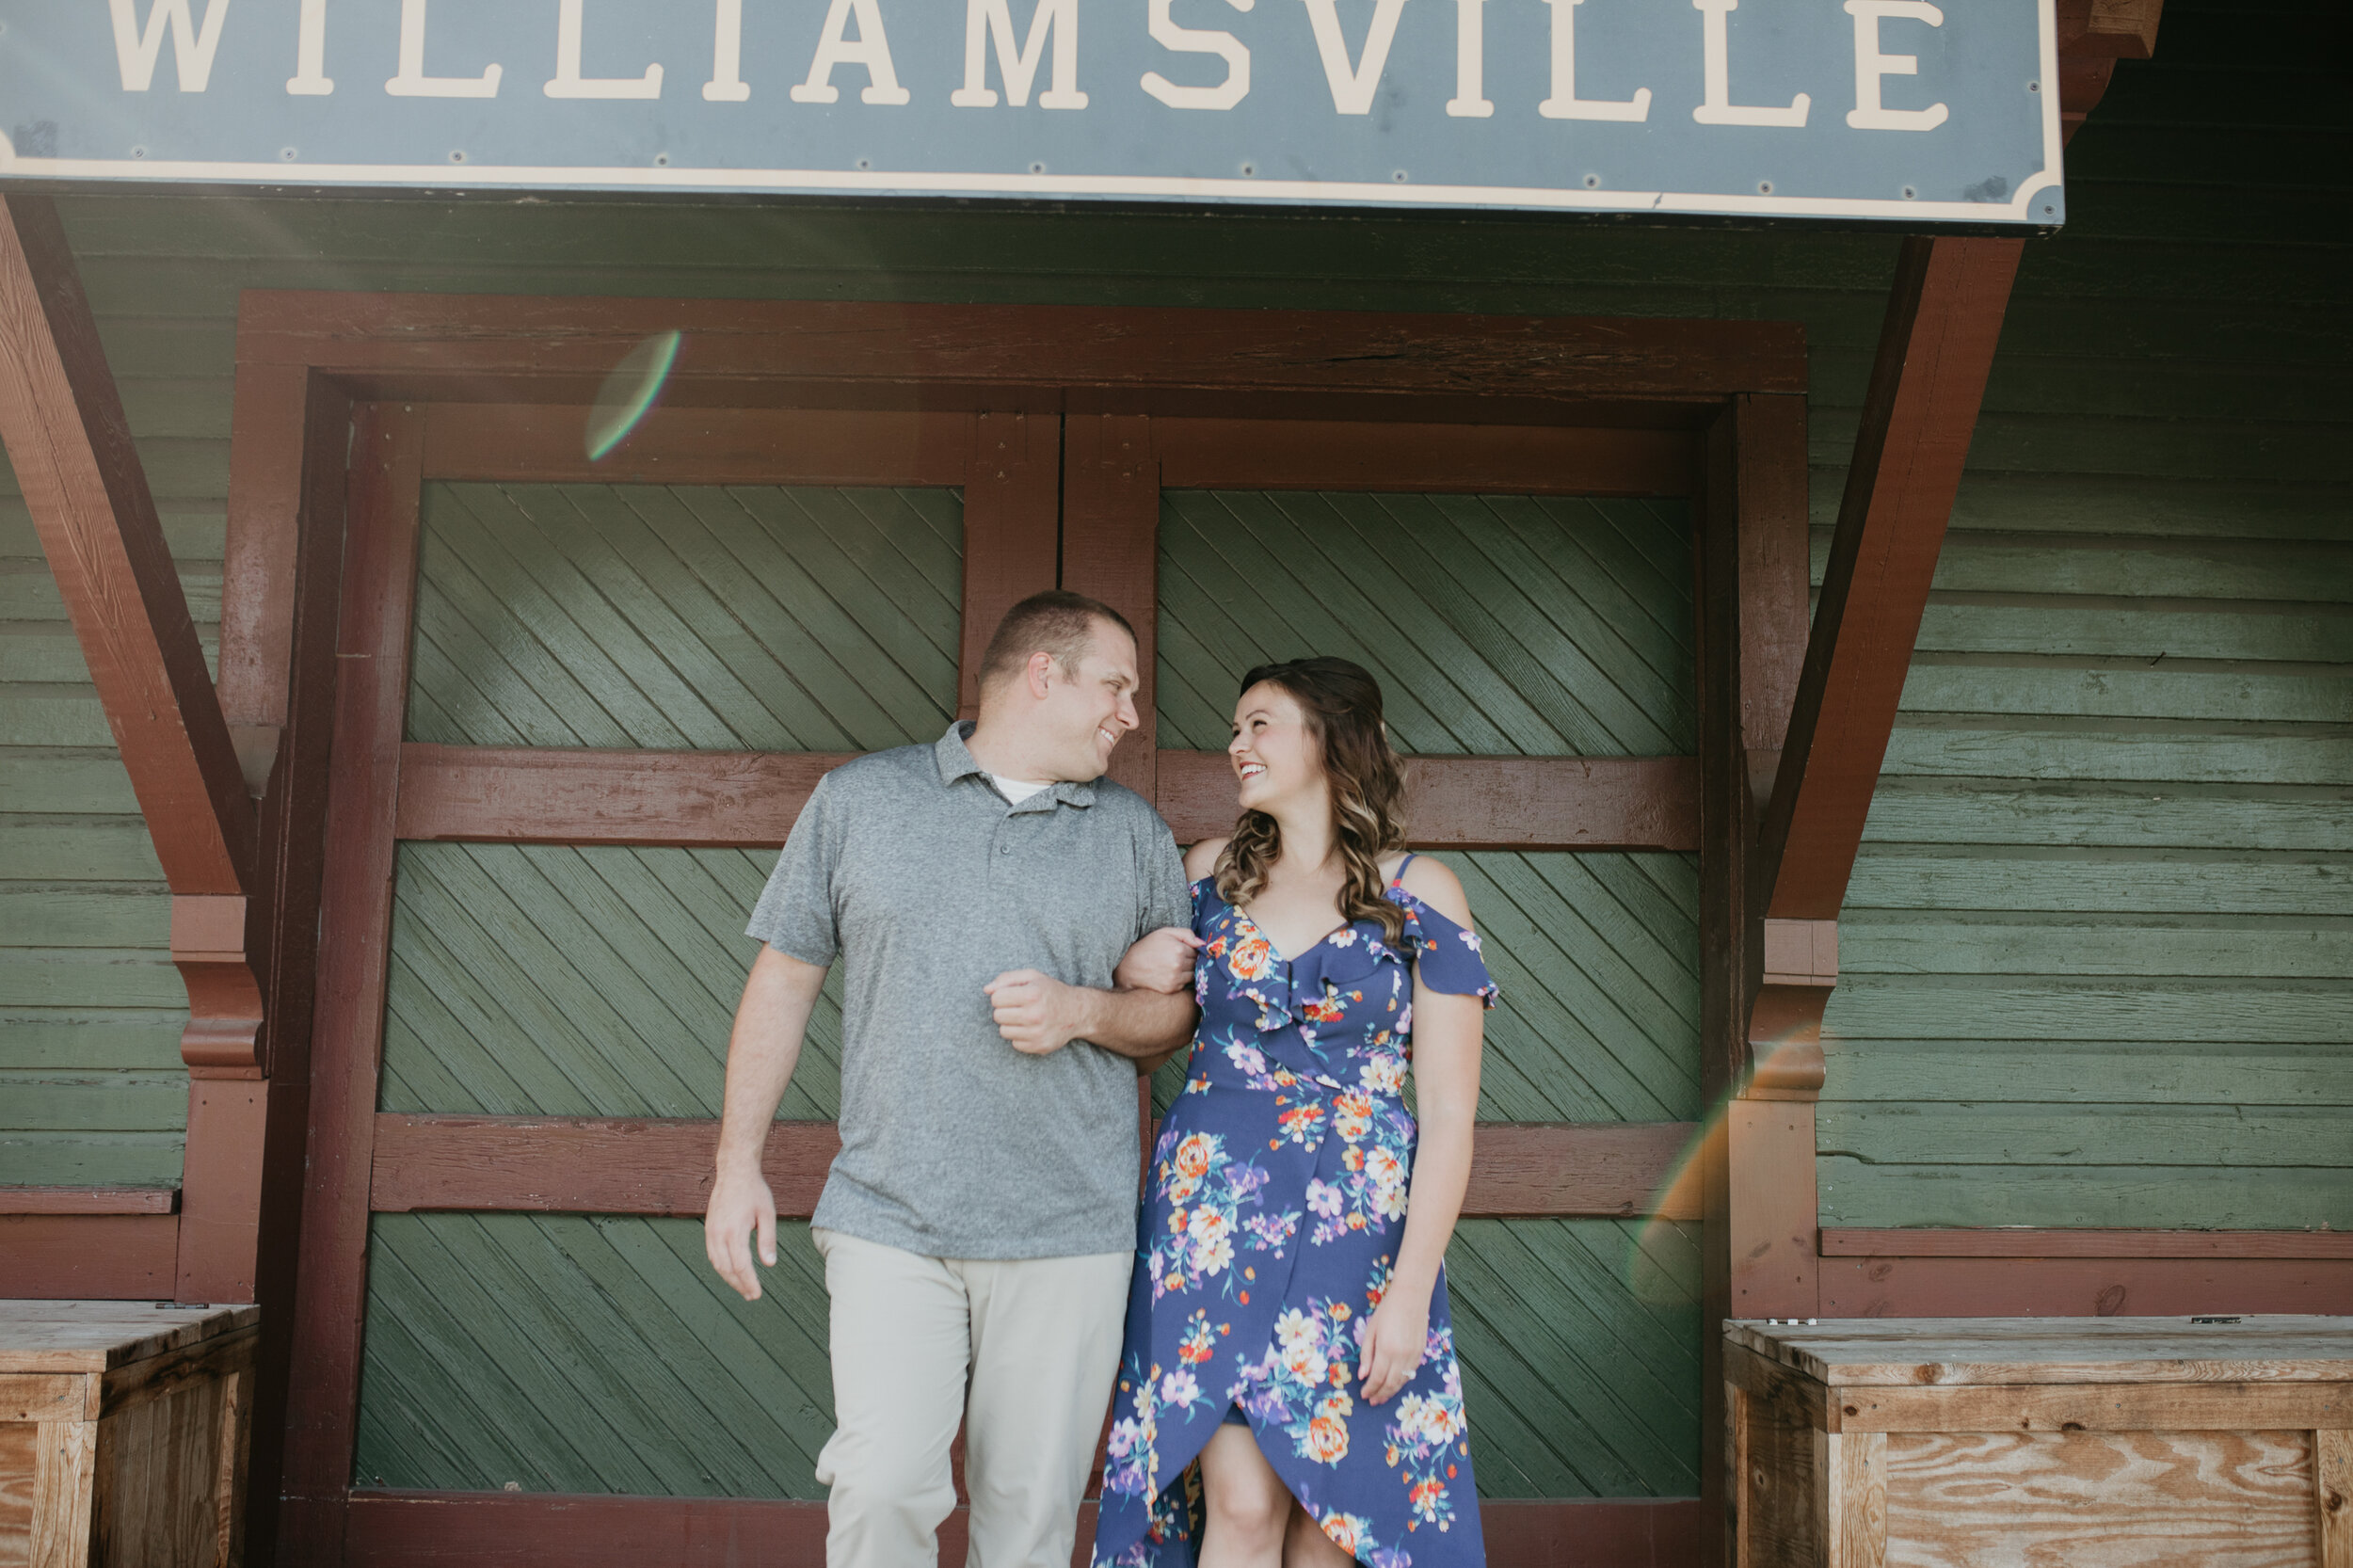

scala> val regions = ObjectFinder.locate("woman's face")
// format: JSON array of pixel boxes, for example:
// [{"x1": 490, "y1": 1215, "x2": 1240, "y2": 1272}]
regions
[{"x1": 1229, "y1": 681, "x2": 1326, "y2": 815}]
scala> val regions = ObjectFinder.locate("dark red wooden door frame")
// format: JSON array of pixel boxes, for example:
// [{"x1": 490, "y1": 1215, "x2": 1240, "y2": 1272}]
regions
[{"x1": 227, "y1": 296, "x2": 1809, "y2": 1568}]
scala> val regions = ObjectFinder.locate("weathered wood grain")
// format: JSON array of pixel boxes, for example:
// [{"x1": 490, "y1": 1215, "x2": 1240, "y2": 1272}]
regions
[
  {"x1": 0, "y1": 1188, "x2": 176, "y2": 1215},
  {"x1": 2319, "y1": 1427, "x2": 2351, "y2": 1568},
  {"x1": 0, "y1": 1304, "x2": 257, "y2": 1374},
  {"x1": 0, "y1": 1375, "x2": 81, "y2": 1425},
  {"x1": 1822, "y1": 1430, "x2": 1886, "y2": 1568},
  {"x1": 0, "y1": 1419, "x2": 33, "y2": 1560},
  {"x1": 29, "y1": 1419, "x2": 95, "y2": 1567},
  {"x1": 1882, "y1": 1429, "x2": 2315, "y2": 1568},
  {"x1": 1835, "y1": 1380, "x2": 2353, "y2": 1434},
  {"x1": 1729, "y1": 1318, "x2": 2353, "y2": 1387}
]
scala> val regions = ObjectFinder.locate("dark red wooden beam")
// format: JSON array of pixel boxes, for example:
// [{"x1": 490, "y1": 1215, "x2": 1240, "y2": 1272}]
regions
[
  {"x1": 0, "y1": 195, "x2": 257, "y2": 896},
  {"x1": 236, "y1": 295, "x2": 1806, "y2": 408},
  {"x1": 1754, "y1": 235, "x2": 2024, "y2": 931},
  {"x1": 393, "y1": 744, "x2": 857, "y2": 846},
  {"x1": 394, "y1": 744, "x2": 1700, "y2": 852},
  {"x1": 0, "y1": 1215, "x2": 182, "y2": 1297},
  {"x1": 1162, "y1": 750, "x2": 1698, "y2": 850},
  {"x1": 0, "y1": 192, "x2": 267, "y2": 1089},
  {"x1": 368, "y1": 1114, "x2": 1702, "y2": 1222}
]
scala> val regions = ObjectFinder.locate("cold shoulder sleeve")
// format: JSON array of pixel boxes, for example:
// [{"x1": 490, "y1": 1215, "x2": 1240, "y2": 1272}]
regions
[{"x1": 1398, "y1": 892, "x2": 1499, "y2": 1006}]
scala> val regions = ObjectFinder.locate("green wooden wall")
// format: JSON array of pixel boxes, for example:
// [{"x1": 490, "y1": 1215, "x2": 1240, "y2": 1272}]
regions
[
  {"x1": 0, "y1": 414, "x2": 213, "y2": 1189},
  {"x1": 1812, "y1": 6, "x2": 2352, "y2": 1229}
]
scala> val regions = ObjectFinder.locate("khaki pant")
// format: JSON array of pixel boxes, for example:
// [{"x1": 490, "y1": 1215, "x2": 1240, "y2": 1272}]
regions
[{"x1": 812, "y1": 1226, "x2": 1132, "y2": 1568}]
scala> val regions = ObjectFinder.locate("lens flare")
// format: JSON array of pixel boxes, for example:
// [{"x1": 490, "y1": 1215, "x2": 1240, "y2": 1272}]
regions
[
  {"x1": 1623, "y1": 1033, "x2": 1821, "y2": 1304},
  {"x1": 584, "y1": 329, "x2": 681, "y2": 461}
]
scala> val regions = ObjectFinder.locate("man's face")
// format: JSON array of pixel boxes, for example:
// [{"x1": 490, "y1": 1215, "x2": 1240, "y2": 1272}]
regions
[{"x1": 1036, "y1": 618, "x2": 1141, "y2": 780}]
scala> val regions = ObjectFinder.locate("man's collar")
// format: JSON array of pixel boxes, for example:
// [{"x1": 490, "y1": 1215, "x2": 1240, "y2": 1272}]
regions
[
  {"x1": 935, "y1": 720, "x2": 1097, "y2": 808},
  {"x1": 935, "y1": 721, "x2": 986, "y2": 785}
]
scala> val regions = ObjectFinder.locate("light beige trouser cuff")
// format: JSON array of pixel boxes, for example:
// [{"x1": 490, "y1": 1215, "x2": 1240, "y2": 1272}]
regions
[{"x1": 813, "y1": 1226, "x2": 1133, "y2": 1568}]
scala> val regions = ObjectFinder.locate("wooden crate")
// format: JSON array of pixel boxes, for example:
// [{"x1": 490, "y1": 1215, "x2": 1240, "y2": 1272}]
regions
[
  {"x1": 1728, "y1": 1316, "x2": 2353, "y2": 1568},
  {"x1": 0, "y1": 1302, "x2": 259, "y2": 1568}
]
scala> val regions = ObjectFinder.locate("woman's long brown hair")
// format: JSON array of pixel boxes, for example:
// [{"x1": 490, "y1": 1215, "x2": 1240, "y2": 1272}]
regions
[{"x1": 1215, "y1": 657, "x2": 1411, "y2": 943}]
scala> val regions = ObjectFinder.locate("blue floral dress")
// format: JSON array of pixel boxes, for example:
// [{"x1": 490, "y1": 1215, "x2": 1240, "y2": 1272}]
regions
[{"x1": 1094, "y1": 856, "x2": 1498, "y2": 1568}]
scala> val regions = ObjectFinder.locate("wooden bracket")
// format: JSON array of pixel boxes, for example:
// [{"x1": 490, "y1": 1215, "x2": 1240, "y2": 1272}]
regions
[
  {"x1": 2057, "y1": 0, "x2": 2165, "y2": 145},
  {"x1": 1747, "y1": 919, "x2": 1835, "y2": 1101},
  {"x1": 170, "y1": 895, "x2": 266, "y2": 1079},
  {"x1": 0, "y1": 194, "x2": 264, "y2": 1075}
]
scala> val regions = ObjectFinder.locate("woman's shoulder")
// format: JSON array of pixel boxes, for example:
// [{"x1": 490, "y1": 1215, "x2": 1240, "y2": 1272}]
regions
[
  {"x1": 1183, "y1": 836, "x2": 1230, "y2": 882},
  {"x1": 1393, "y1": 852, "x2": 1475, "y2": 930}
]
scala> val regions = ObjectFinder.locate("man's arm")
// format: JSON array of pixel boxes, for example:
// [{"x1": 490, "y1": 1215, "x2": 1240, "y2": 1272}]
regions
[
  {"x1": 984, "y1": 969, "x2": 1197, "y2": 1060},
  {"x1": 704, "y1": 943, "x2": 829, "y2": 1302}
]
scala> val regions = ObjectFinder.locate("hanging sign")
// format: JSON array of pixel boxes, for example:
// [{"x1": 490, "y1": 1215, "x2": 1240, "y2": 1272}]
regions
[{"x1": 0, "y1": 0, "x2": 2063, "y2": 225}]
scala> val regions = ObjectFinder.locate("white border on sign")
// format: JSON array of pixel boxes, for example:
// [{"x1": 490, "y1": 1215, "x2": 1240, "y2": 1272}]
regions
[{"x1": 0, "y1": 4, "x2": 2063, "y2": 226}]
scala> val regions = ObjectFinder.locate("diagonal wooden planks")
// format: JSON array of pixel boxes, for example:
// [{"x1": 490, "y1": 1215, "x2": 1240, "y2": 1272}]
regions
[{"x1": 407, "y1": 482, "x2": 961, "y2": 754}]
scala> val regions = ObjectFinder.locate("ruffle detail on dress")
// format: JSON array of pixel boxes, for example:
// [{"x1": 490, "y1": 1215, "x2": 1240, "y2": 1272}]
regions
[{"x1": 1390, "y1": 888, "x2": 1501, "y2": 1009}]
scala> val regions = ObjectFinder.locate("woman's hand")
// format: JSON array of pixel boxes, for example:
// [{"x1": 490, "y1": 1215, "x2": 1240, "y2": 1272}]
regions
[
  {"x1": 1115, "y1": 925, "x2": 1203, "y2": 994},
  {"x1": 1357, "y1": 1284, "x2": 1432, "y2": 1404}
]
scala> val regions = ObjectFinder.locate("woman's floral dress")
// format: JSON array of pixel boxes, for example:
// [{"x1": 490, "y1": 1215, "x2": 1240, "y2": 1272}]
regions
[{"x1": 1093, "y1": 856, "x2": 1498, "y2": 1568}]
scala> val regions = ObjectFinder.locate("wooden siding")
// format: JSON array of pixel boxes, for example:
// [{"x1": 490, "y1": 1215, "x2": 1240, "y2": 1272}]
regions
[
  {"x1": 0, "y1": 462, "x2": 203, "y2": 1189},
  {"x1": 1813, "y1": 4, "x2": 2353, "y2": 1232}
]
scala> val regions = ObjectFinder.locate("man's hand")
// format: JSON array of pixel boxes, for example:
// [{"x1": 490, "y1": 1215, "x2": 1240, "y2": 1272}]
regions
[
  {"x1": 1116, "y1": 925, "x2": 1203, "y2": 995},
  {"x1": 985, "y1": 968, "x2": 1091, "y2": 1055},
  {"x1": 704, "y1": 1160, "x2": 779, "y2": 1302}
]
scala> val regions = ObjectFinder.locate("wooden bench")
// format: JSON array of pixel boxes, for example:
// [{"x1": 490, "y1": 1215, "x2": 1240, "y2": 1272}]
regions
[
  {"x1": 0, "y1": 1302, "x2": 258, "y2": 1567},
  {"x1": 1728, "y1": 1315, "x2": 2353, "y2": 1568}
]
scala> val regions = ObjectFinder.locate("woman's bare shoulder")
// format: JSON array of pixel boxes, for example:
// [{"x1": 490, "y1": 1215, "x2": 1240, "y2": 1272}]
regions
[
  {"x1": 1183, "y1": 836, "x2": 1230, "y2": 880},
  {"x1": 1398, "y1": 853, "x2": 1474, "y2": 928}
]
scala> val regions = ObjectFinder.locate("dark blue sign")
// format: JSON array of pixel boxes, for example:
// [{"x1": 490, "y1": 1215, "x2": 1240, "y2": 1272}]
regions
[{"x1": 0, "y1": 0, "x2": 2062, "y2": 223}]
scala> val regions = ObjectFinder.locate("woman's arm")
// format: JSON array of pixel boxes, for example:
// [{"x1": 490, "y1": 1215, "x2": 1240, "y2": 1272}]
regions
[{"x1": 1358, "y1": 856, "x2": 1484, "y2": 1404}]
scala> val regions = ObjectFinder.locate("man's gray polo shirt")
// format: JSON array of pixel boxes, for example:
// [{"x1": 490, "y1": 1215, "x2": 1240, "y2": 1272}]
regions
[{"x1": 746, "y1": 721, "x2": 1192, "y2": 1259}]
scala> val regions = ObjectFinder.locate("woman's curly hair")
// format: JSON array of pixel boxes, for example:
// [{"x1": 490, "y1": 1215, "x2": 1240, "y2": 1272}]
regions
[{"x1": 1215, "y1": 657, "x2": 1410, "y2": 943}]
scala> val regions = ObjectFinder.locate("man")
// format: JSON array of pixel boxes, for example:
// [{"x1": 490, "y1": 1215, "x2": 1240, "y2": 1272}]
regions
[{"x1": 704, "y1": 589, "x2": 1198, "y2": 1568}]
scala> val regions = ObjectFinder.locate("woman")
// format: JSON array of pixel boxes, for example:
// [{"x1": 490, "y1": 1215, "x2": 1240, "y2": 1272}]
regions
[{"x1": 1095, "y1": 658, "x2": 1495, "y2": 1568}]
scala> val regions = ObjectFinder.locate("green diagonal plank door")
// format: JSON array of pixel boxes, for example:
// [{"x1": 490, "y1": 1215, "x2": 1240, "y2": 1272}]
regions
[
  {"x1": 1158, "y1": 488, "x2": 1704, "y2": 1500},
  {"x1": 355, "y1": 480, "x2": 963, "y2": 1497}
]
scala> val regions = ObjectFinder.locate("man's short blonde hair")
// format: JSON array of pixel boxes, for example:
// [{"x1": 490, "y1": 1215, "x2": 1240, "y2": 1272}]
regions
[{"x1": 979, "y1": 590, "x2": 1136, "y2": 689}]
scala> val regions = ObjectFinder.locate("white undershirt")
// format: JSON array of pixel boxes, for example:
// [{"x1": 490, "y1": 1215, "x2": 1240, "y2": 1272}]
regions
[{"x1": 985, "y1": 773, "x2": 1052, "y2": 806}]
